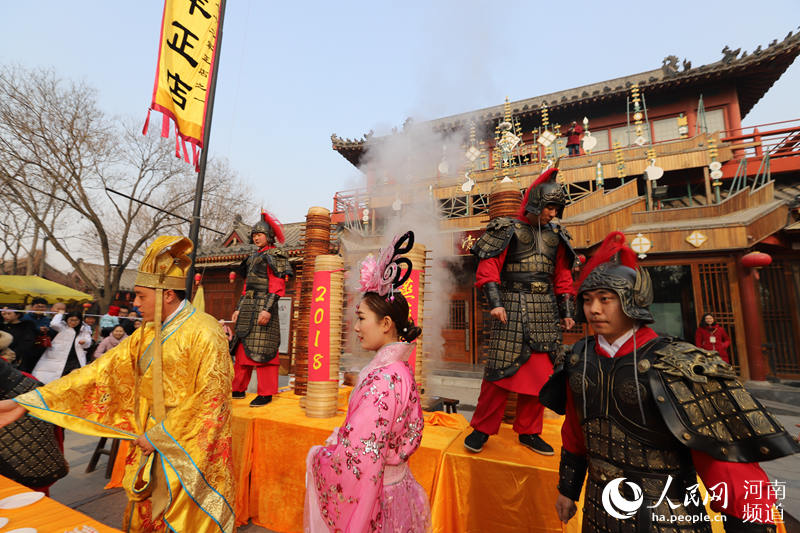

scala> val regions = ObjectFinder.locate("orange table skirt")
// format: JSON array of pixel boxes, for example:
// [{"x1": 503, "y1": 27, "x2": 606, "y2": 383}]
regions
[{"x1": 0, "y1": 474, "x2": 122, "y2": 532}]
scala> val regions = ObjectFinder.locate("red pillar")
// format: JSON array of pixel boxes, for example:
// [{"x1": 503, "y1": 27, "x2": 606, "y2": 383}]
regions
[{"x1": 737, "y1": 259, "x2": 767, "y2": 381}]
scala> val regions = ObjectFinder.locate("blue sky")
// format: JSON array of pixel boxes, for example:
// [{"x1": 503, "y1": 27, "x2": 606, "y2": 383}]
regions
[{"x1": 2, "y1": 1, "x2": 798, "y2": 225}]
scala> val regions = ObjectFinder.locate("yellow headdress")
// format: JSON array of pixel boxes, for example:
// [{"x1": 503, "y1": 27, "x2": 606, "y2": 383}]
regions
[
  {"x1": 135, "y1": 236, "x2": 193, "y2": 290},
  {"x1": 134, "y1": 236, "x2": 193, "y2": 423}
]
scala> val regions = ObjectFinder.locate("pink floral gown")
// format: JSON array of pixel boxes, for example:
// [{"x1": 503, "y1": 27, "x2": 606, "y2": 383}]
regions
[{"x1": 304, "y1": 342, "x2": 430, "y2": 532}]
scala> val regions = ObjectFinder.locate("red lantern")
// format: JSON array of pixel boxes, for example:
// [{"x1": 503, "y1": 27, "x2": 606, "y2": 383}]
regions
[
  {"x1": 741, "y1": 251, "x2": 772, "y2": 269},
  {"x1": 742, "y1": 251, "x2": 772, "y2": 280},
  {"x1": 194, "y1": 273, "x2": 202, "y2": 285},
  {"x1": 229, "y1": 271, "x2": 237, "y2": 284}
]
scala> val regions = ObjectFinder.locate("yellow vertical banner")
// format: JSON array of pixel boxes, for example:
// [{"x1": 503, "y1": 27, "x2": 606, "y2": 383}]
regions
[{"x1": 145, "y1": 0, "x2": 222, "y2": 167}]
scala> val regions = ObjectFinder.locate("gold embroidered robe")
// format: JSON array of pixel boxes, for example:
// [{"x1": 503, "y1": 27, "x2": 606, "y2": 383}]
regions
[{"x1": 14, "y1": 302, "x2": 235, "y2": 533}]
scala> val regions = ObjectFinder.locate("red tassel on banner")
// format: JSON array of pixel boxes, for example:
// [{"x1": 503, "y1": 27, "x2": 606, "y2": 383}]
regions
[
  {"x1": 192, "y1": 145, "x2": 200, "y2": 170},
  {"x1": 161, "y1": 114, "x2": 170, "y2": 138},
  {"x1": 175, "y1": 135, "x2": 180, "y2": 159},
  {"x1": 181, "y1": 138, "x2": 190, "y2": 163},
  {"x1": 142, "y1": 109, "x2": 151, "y2": 136}
]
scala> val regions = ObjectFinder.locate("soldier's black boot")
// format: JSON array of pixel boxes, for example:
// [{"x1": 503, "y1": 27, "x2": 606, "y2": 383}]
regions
[
  {"x1": 249, "y1": 395, "x2": 272, "y2": 407},
  {"x1": 519, "y1": 434, "x2": 554, "y2": 455},
  {"x1": 464, "y1": 429, "x2": 489, "y2": 453}
]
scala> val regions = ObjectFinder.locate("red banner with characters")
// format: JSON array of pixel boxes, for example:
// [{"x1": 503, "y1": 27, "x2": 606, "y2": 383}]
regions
[
  {"x1": 398, "y1": 270, "x2": 421, "y2": 373},
  {"x1": 308, "y1": 271, "x2": 333, "y2": 381}
]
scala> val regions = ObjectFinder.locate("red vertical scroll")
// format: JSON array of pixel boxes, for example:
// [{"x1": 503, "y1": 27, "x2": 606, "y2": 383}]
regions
[
  {"x1": 398, "y1": 270, "x2": 421, "y2": 373},
  {"x1": 307, "y1": 270, "x2": 333, "y2": 382}
]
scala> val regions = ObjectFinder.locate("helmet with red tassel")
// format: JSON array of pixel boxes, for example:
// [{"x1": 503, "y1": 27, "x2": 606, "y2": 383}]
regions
[
  {"x1": 574, "y1": 231, "x2": 654, "y2": 324},
  {"x1": 250, "y1": 210, "x2": 285, "y2": 245},
  {"x1": 518, "y1": 160, "x2": 567, "y2": 219}
]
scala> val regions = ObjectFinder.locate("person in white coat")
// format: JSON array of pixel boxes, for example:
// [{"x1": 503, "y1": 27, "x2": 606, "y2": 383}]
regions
[{"x1": 32, "y1": 313, "x2": 91, "y2": 384}]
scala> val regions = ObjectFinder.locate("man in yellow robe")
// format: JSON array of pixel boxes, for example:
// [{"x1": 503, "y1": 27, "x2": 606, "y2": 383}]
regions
[{"x1": 0, "y1": 236, "x2": 235, "y2": 533}]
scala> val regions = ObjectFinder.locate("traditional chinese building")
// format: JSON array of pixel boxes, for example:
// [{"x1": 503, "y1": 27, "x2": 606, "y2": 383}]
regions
[{"x1": 331, "y1": 32, "x2": 800, "y2": 380}]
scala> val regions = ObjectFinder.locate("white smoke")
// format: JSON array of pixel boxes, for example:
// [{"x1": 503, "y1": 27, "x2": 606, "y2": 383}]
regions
[{"x1": 340, "y1": 120, "x2": 473, "y2": 369}]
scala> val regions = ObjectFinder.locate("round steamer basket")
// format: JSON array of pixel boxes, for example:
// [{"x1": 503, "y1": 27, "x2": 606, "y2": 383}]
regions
[
  {"x1": 489, "y1": 181, "x2": 522, "y2": 220},
  {"x1": 306, "y1": 381, "x2": 338, "y2": 418}
]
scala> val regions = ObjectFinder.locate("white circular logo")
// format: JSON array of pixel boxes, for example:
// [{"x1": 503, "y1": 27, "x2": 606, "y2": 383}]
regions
[{"x1": 601, "y1": 478, "x2": 643, "y2": 520}]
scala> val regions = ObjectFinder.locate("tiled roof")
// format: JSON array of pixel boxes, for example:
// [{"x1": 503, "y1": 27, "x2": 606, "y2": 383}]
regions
[
  {"x1": 197, "y1": 220, "x2": 309, "y2": 261},
  {"x1": 333, "y1": 31, "x2": 800, "y2": 167}
]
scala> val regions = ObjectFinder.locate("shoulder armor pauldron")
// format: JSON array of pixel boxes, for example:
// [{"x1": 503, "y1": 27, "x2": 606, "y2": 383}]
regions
[
  {"x1": 652, "y1": 340, "x2": 737, "y2": 383},
  {"x1": 551, "y1": 222, "x2": 577, "y2": 266},
  {"x1": 264, "y1": 248, "x2": 294, "y2": 278},
  {"x1": 471, "y1": 217, "x2": 515, "y2": 259},
  {"x1": 649, "y1": 338, "x2": 800, "y2": 462}
]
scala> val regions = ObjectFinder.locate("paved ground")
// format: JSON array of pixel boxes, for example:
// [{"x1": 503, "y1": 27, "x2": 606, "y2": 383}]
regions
[{"x1": 45, "y1": 374, "x2": 800, "y2": 532}]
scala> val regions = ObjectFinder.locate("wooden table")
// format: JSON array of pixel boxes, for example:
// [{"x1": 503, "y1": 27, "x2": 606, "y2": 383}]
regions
[{"x1": 0, "y1": 474, "x2": 121, "y2": 532}]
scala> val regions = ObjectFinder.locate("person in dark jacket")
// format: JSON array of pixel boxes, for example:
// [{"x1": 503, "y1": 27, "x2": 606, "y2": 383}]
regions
[{"x1": 1, "y1": 305, "x2": 41, "y2": 371}]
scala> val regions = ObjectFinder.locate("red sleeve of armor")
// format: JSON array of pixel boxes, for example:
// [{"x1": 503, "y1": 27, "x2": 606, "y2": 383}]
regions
[
  {"x1": 475, "y1": 247, "x2": 508, "y2": 288},
  {"x1": 691, "y1": 449, "x2": 776, "y2": 523},
  {"x1": 561, "y1": 387, "x2": 587, "y2": 456},
  {"x1": 553, "y1": 244, "x2": 576, "y2": 296},
  {"x1": 267, "y1": 268, "x2": 286, "y2": 297}
]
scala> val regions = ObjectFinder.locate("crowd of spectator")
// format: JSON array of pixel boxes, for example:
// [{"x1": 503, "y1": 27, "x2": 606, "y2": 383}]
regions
[{"x1": 0, "y1": 297, "x2": 142, "y2": 383}]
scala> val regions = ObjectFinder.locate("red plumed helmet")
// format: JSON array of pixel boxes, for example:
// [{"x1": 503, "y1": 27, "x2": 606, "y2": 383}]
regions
[{"x1": 251, "y1": 210, "x2": 285, "y2": 244}]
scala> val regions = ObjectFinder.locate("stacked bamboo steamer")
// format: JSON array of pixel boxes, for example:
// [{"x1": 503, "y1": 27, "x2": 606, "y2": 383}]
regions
[
  {"x1": 306, "y1": 254, "x2": 343, "y2": 418},
  {"x1": 488, "y1": 181, "x2": 523, "y2": 423},
  {"x1": 404, "y1": 243, "x2": 427, "y2": 393},
  {"x1": 488, "y1": 180, "x2": 523, "y2": 220},
  {"x1": 294, "y1": 206, "x2": 331, "y2": 396}
]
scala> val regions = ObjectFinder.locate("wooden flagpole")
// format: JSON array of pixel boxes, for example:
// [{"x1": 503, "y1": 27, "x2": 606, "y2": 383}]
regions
[{"x1": 186, "y1": 0, "x2": 227, "y2": 294}]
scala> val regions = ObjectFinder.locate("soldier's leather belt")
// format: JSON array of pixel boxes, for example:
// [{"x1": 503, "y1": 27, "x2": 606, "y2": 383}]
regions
[
  {"x1": 500, "y1": 280, "x2": 552, "y2": 293},
  {"x1": 588, "y1": 458, "x2": 691, "y2": 498},
  {"x1": 244, "y1": 289, "x2": 266, "y2": 298}
]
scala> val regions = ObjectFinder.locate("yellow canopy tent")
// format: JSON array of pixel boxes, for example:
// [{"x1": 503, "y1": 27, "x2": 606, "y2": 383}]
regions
[{"x1": 0, "y1": 275, "x2": 93, "y2": 305}]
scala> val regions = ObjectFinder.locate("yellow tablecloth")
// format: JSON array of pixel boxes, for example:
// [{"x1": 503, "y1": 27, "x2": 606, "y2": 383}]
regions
[
  {"x1": 431, "y1": 419, "x2": 579, "y2": 533},
  {"x1": 0, "y1": 474, "x2": 121, "y2": 532}
]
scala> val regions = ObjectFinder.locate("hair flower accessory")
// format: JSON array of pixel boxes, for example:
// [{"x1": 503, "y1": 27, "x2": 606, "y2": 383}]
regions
[{"x1": 358, "y1": 231, "x2": 415, "y2": 298}]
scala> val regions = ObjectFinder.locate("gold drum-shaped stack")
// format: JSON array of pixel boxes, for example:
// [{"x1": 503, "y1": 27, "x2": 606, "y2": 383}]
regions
[{"x1": 306, "y1": 254, "x2": 343, "y2": 418}]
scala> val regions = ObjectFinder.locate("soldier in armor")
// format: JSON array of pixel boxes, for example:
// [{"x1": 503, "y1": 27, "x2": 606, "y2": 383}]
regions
[
  {"x1": 231, "y1": 211, "x2": 293, "y2": 407},
  {"x1": 541, "y1": 232, "x2": 799, "y2": 532},
  {"x1": 464, "y1": 167, "x2": 577, "y2": 455}
]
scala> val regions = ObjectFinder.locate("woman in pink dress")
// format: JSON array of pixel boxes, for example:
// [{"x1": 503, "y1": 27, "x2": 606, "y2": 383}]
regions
[{"x1": 304, "y1": 231, "x2": 430, "y2": 533}]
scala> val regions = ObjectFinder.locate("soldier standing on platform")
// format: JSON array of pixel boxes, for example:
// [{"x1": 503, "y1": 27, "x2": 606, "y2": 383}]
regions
[
  {"x1": 541, "y1": 232, "x2": 799, "y2": 532},
  {"x1": 231, "y1": 211, "x2": 293, "y2": 407},
  {"x1": 464, "y1": 166, "x2": 576, "y2": 455}
]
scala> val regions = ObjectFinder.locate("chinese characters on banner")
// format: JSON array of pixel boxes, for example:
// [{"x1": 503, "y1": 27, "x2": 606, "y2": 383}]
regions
[
  {"x1": 398, "y1": 270, "x2": 421, "y2": 373},
  {"x1": 145, "y1": 0, "x2": 222, "y2": 167},
  {"x1": 454, "y1": 230, "x2": 483, "y2": 256},
  {"x1": 308, "y1": 271, "x2": 333, "y2": 382}
]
